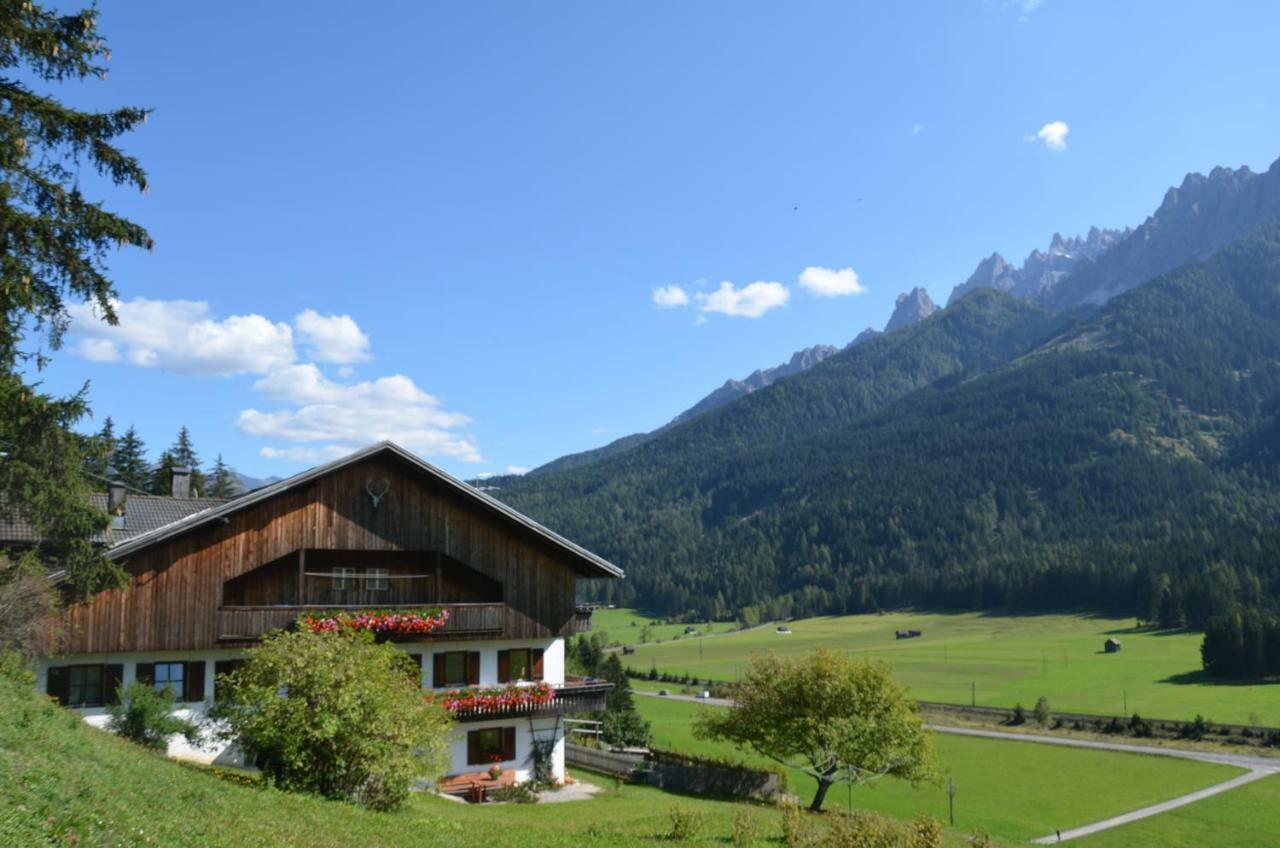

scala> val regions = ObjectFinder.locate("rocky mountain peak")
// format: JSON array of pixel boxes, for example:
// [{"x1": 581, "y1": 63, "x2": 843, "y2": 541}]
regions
[{"x1": 884, "y1": 287, "x2": 938, "y2": 334}]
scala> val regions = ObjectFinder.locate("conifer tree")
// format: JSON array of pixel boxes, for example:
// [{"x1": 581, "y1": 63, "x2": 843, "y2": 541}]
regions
[
  {"x1": 0, "y1": 3, "x2": 152, "y2": 598},
  {"x1": 82, "y1": 415, "x2": 116, "y2": 482},
  {"x1": 150, "y1": 427, "x2": 206, "y2": 496},
  {"x1": 208, "y1": 453, "x2": 239, "y2": 498},
  {"x1": 111, "y1": 425, "x2": 149, "y2": 492}
]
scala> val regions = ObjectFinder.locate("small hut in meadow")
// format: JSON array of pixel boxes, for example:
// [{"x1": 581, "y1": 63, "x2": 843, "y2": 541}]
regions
[{"x1": 1104, "y1": 637, "x2": 1123, "y2": 653}]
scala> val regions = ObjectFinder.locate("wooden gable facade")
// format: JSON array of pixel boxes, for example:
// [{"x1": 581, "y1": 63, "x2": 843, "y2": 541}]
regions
[{"x1": 56, "y1": 444, "x2": 617, "y2": 655}]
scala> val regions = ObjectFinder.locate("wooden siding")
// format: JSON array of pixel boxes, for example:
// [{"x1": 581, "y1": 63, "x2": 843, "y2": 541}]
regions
[{"x1": 58, "y1": 454, "x2": 584, "y2": 654}]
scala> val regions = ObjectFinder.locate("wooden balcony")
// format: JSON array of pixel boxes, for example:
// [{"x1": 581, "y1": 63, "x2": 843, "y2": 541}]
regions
[
  {"x1": 216, "y1": 602, "x2": 505, "y2": 642},
  {"x1": 447, "y1": 679, "x2": 613, "y2": 722}
]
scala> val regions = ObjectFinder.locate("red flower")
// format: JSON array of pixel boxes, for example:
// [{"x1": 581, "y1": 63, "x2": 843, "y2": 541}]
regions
[{"x1": 297, "y1": 608, "x2": 450, "y2": 636}]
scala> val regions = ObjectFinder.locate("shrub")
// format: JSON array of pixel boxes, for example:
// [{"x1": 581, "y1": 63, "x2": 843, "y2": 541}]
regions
[
  {"x1": 1179, "y1": 714, "x2": 1212, "y2": 741},
  {"x1": 817, "y1": 810, "x2": 945, "y2": 848},
  {"x1": 208, "y1": 629, "x2": 451, "y2": 811},
  {"x1": 778, "y1": 798, "x2": 811, "y2": 848},
  {"x1": 491, "y1": 782, "x2": 538, "y2": 803},
  {"x1": 731, "y1": 808, "x2": 759, "y2": 847},
  {"x1": 108, "y1": 681, "x2": 200, "y2": 750},
  {"x1": 1033, "y1": 696, "x2": 1052, "y2": 727},
  {"x1": 1128, "y1": 713, "x2": 1153, "y2": 738},
  {"x1": 1010, "y1": 703, "x2": 1027, "y2": 725},
  {"x1": 968, "y1": 828, "x2": 993, "y2": 847},
  {"x1": 668, "y1": 804, "x2": 705, "y2": 840}
]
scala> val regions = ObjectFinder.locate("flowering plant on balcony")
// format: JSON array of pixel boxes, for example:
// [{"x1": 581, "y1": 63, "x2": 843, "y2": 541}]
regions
[
  {"x1": 441, "y1": 681, "x2": 555, "y2": 714},
  {"x1": 297, "y1": 607, "x2": 449, "y2": 635}
]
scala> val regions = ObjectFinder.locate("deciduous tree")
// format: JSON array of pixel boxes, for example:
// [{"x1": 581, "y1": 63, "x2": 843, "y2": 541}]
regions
[{"x1": 695, "y1": 648, "x2": 937, "y2": 811}]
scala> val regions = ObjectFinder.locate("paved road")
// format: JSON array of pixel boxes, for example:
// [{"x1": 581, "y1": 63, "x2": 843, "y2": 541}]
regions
[{"x1": 636, "y1": 691, "x2": 1280, "y2": 842}]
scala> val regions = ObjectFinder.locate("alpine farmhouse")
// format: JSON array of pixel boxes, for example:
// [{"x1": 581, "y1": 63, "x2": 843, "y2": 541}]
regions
[{"x1": 16, "y1": 442, "x2": 619, "y2": 784}]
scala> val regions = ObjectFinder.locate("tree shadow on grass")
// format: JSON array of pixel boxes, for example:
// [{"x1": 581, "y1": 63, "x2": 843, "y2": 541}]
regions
[
  {"x1": 1101, "y1": 626, "x2": 1194, "y2": 637},
  {"x1": 1158, "y1": 669, "x2": 1280, "y2": 687}
]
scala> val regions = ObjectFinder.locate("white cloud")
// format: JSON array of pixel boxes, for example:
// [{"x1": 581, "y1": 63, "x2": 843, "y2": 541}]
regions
[
  {"x1": 1031, "y1": 120, "x2": 1070, "y2": 152},
  {"x1": 798, "y1": 266, "x2": 867, "y2": 298},
  {"x1": 68, "y1": 297, "x2": 296, "y2": 376},
  {"x1": 294, "y1": 309, "x2": 371, "y2": 364},
  {"x1": 652, "y1": 285, "x2": 690, "y2": 308},
  {"x1": 259, "y1": 445, "x2": 353, "y2": 463},
  {"x1": 240, "y1": 363, "x2": 481, "y2": 463},
  {"x1": 504, "y1": 465, "x2": 531, "y2": 475},
  {"x1": 696, "y1": 281, "x2": 790, "y2": 318}
]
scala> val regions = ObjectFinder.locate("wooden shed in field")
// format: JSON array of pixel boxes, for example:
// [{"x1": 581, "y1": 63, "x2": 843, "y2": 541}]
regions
[{"x1": 1104, "y1": 637, "x2": 1123, "y2": 653}]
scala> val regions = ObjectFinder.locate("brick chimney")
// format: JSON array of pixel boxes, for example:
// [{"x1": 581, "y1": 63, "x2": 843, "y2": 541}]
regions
[{"x1": 170, "y1": 466, "x2": 191, "y2": 499}]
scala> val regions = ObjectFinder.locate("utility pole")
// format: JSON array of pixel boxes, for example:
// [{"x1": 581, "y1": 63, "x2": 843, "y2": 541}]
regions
[
  {"x1": 971, "y1": 681, "x2": 976, "y2": 707},
  {"x1": 1124, "y1": 690, "x2": 1128, "y2": 715},
  {"x1": 948, "y1": 777, "x2": 956, "y2": 826}
]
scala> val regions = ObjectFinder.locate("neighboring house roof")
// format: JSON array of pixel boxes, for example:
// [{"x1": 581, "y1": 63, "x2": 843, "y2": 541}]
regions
[
  {"x1": 107, "y1": 441, "x2": 624, "y2": 579},
  {"x1": 0, "y1": 493, "x2": 228, "y2": 547}
]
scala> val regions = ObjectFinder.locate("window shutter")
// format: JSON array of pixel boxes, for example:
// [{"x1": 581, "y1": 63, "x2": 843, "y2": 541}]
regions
[
  {"x1": 466, "y1": 652, "x2": 480, "y2": 686},
  {"x1": 135, "y1": 662, "x2": 155, "y2": 686},
  {"x1": 497, "y1": 650, "x2": 510, "y2": 683},
  {"x1": 407, "y1": 654, "x2": 423, "y2": 687},
  {"x1": 185, "y1": 661, "x2": 206, "y2": 702},
  {"x1": 46, "y1": 666, "x2": 69, "y2": 706},
  {"x1": 433, "y1": 654, "x2": 446, "y2": 688},
  {"x1": 502, "y1": 726, "x2": 516, "y2": 761},
  {"x1": 467, "y1": 730, "x2": 481, "y2": 766},
  {"x1": 531, "y1": 649, "x2": 544, "y2": 681},
  {"x1": 104, "y1": 664, "x2": 125, "y2": 705}
]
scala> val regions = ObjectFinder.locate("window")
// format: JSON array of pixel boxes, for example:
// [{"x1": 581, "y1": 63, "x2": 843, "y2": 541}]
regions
[
  {"x1": 213, "y1": 659, "x2": 245, "y2": 701},
  {"x1": 136, "y1": 661, "x2": 205, "y2": 703},
  {"x1": 153, "y1": 662, "x2": 185, "y2": 701},
  {"x1": 498, "y1": 648, "x2": 544, "y2": 682},
  {"x1": 433, "y1": 651, "x2": 478, "y2": 687},
  {"x1": 366, "y1": 567, "x2": 389, "y2": 591},
  {"x1": 47, "y1": 664, "x2": 122, "y2": 708},
  {"x1": 68, "y1": 665, "x2": 104, "y2": 707},
  {"x1": 333, "y1": 566, "x2": 356, "y2": 591},
  {"x1": 467, "y1": 726, "x2": 516, "y2": 766}
]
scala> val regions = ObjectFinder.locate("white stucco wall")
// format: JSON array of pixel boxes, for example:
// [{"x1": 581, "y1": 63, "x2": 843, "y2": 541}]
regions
[{"x1": 445, "y1": 715, "x2": 566, "y2": 783}]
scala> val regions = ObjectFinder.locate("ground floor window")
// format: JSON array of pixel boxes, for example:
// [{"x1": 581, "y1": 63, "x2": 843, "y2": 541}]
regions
[
  {"x1": 153, "y1": 662, "x2": 185, "y2": 700},
  {"x1": 136, "y1": 660, "x2": 206, "y2": 703},
  {"x1": 46, "y1": 664, "x2": 122, "y2": 708},
  {"x1": 467, "y1": 726, "x2": 516, "y2": 765}
]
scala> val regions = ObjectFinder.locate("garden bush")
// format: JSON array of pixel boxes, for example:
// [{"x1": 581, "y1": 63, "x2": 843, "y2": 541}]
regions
[{"x1": 108, "y1": 681, "x2": 200, "y2": 751}]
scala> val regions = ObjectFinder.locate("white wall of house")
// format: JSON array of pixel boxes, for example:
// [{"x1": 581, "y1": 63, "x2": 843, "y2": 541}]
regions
[
  {"x1": 446, "y1": 715, "x2": 566, "y2": 783},
  {"x1": 37, "y1": 635, "x2": 570, "y2": 777}
]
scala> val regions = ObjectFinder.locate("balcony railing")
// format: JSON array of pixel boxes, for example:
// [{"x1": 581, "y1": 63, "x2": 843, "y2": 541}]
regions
[
  {"x1": 445, "y1": 679, "x2": 613, "y2": 722},
  {"x1": 216, "y1": 602, "x2": 505, "y2": 642}
]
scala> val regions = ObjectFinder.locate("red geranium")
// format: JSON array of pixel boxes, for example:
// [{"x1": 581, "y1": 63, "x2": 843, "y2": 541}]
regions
[{"x1": 297, "y1": 608, "x2": 450, "y2": 635}]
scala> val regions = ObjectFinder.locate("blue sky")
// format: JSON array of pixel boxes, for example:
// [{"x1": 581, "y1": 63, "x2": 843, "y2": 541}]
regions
[{"x1": 32, "y1": 0, "x2": 1280, "y2": 481}]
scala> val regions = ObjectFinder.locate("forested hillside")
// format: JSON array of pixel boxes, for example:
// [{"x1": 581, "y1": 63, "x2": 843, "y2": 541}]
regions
[{"x1": 497, "y1": 219, "x2": 1280, "y2": 625}]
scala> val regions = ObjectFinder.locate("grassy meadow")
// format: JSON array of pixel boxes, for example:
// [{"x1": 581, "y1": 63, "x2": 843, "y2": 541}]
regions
[
  {"x1": 613, "y1": 610, "x2": 1280, "y2": 725},
  {"x1": 1075, "y1": 773, "x2": 1280, "y2": 847},
  {"x1": 636, "y1": 697, "x2": 1244, "y2": 843}
]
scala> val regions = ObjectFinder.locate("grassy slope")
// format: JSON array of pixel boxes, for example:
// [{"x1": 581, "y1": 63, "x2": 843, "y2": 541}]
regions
[
  {"x1": 0, "y1": 670, "x2": 984, "y2": 848},
  {"x1": 638, "y1": 697, "x2": 1243, "y2": 843},
  {"x1": 619, "y1": 610, "x2": 1280, "y2": 725},
  {"x1": 589, "y1": 607, "x2": 717, "y2": 645},
  {"x1": 1075, "y1": 774, "x2": 1280, "y2": 847}
]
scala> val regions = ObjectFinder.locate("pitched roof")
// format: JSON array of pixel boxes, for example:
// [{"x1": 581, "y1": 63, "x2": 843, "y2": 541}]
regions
[
  {"x1": 0, "y1": 493, "x2": 229, "y2": 547},
  {"x1": 107, "y1": 441, "x2": 624, "y2": 579}
]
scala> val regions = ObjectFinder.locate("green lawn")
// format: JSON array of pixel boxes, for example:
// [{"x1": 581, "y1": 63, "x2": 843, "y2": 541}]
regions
[
  {"x1": 1075, "y1": 774, "x2": 1280, "y2": 848},
  {"x1": 637, "y1": 696, "x2": 1244, "y2": 843},
  {"x1": 588, "y1": 607, "x2": 718, "y2": 647},
  {"x1": 617, "y1": 609, "x2": 1280, "y2": 724}
]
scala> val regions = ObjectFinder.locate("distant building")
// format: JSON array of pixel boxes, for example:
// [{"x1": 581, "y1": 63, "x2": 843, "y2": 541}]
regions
[
  {"x1": 1105, "y1": 637, "x2": 1123, "y2": 653},
  {"x1": 895, "y1": 629, "x2": 923, "y2": 640},
  {"x1": 775, "y1": 625, "x2": 791, "y2": 634}
]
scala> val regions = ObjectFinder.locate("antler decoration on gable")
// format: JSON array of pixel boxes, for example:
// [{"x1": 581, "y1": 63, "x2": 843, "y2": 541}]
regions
[{"x1": 366, "y1": 478, "x2": 391, "y2": 509}]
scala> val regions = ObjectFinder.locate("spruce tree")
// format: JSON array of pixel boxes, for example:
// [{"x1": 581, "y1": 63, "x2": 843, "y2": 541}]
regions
[
  {"x1": 82, "y1": 415, "x2": 116, "y2": 482},
  {"x1": 111, "y1": 426, "x2": 149, "y2": 492},
  {"x1": 150, "y1": 427, "x2": 206, "y2": 496},
  {"x1": 0, "y1": 3, "x2": 152, "y2": 598},
  {"x1": 208, "y1": 453, "x2": 239, "y2": 498}
]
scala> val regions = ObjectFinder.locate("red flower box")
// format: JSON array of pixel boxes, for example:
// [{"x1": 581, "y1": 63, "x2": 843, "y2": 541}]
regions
[
  {"x1": 297, "y1": 608, "x2": 450, "y2": 636},
  {"x1": 441, "y1": 681, "x2": 556, "y2": 714}
]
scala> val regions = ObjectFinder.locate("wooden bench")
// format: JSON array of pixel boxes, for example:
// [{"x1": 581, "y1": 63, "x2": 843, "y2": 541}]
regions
[{"x1": 438, "y1": 769, "x2": 516, "y2": 803}]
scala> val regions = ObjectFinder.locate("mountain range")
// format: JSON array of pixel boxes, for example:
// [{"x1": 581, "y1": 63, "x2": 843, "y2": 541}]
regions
[{"x1": 497, "y1": 155, "x2": 1280, "y2": 625}]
